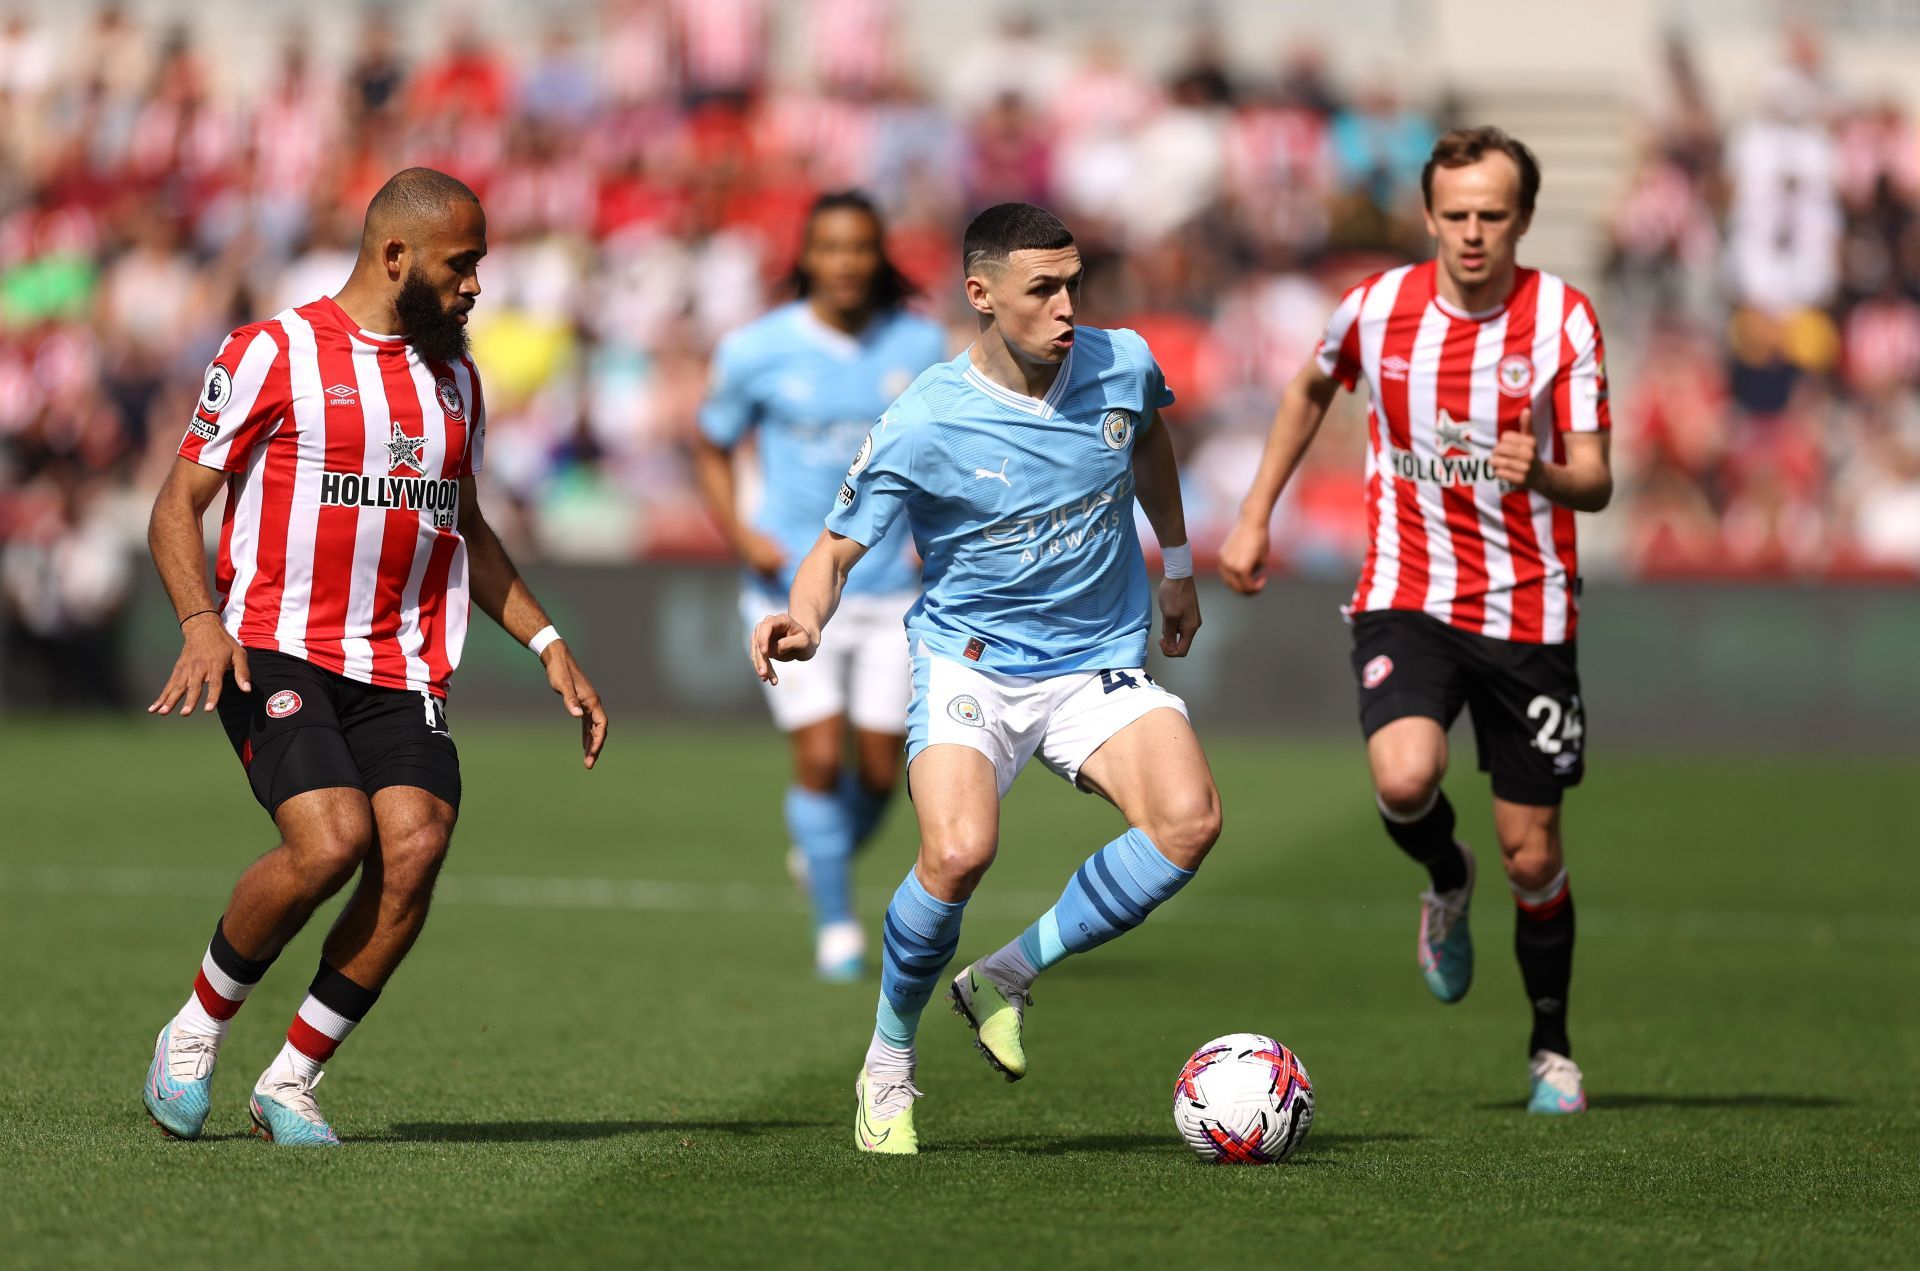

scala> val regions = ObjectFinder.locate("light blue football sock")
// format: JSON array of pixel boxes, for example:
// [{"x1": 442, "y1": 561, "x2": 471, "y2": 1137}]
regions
[
  {"x1": 785, "y1": 786, "x2": 855, "y2": 929},
  {"x1": 1000, "y1": 829, "x2": 1194, "y2": 987},
  {"x1": 875, "y1": 870, "x2": 966, "y2": 1046},
  {"x1": 839, "y1": 771, "x2": 893, "y2": 852}
]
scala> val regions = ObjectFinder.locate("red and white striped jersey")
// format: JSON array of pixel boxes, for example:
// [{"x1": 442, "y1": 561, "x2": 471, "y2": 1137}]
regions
[
  {"x1": 1316, "y1": 261, "x2": 1610, "y2": 644},
  {"x1": 178, "y1": 296, "x2": 486, "y2": 697}
]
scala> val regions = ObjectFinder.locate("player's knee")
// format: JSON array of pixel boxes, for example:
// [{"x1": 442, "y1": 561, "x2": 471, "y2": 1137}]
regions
[
  {"x1": 856, "y1": 754, "x2": 900, "y2": 793},
  {"x1": 289, "y1": 820, "x2": 375, "y2": 893},
  {"x1": 1500, "y1": 827, "x2": 1561, "y2": 891},
  {"x1": 919, "y1": 828, "x2": 996, "y2": 894},
  {"x1": 379, "y1": 822, "x2": 454, "y2": 910},
  {"x1": 1145, "y1": 790, "x2": 1221, "y2": 871},
  {"x1": 1375, "y1": 768, "x2": 1442, "y2": 818},
  {"x1": 792, "y1": 752, "x2": 841, "y2": 793}
]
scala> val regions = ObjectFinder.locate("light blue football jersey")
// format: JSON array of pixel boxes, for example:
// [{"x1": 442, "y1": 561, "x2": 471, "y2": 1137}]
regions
[
  {"x1": 826, "y1": 326, "x2": 1176, "y2": 677},
  {"x1": 700, "y1": 303, "x2": 944, "y2": 597}
]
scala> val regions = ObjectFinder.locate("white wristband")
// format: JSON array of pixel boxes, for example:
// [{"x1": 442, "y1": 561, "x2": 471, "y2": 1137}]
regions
[
  {"x1": 1161, "y1": 543, "x2": 1194, "y2": 580},
  {"x1": 528, "y1": 625, "x2": 562, "y2": 656}
]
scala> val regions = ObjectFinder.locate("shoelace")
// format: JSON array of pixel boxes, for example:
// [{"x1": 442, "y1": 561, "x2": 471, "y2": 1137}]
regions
[
  {"x1": 168, "y1": 1031, "x2": 220, "y2": 1083},
  {"x1": 1533, "y1": 1053, "x2": 1581, "y2": 1094},
  {"x1": 869, "y1": 1077, "x2": 923, "y2": 1120},
  {"x1": 1420, "y1": 886, "x2": 1470, "y2": 943},
  {"x1": 262, "y1": 1069, "x2": 328, "y2": 1121}
]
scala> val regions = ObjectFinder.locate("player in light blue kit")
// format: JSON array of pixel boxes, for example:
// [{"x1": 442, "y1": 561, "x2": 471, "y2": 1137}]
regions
[
  {"x1": 751, "y1": 204, "x2": 1223, "y2": 1153},
  {"x1": 697, "y1": 192, "x2": 946, "y2": 981}
]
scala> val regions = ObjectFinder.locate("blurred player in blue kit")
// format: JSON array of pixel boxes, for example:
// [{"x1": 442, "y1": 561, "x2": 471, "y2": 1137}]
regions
[
  {"x1": 696, "y1": 192, "x2": 945, "y2": 981},
  {"x1": 751, "y1": 204, "x2": 1222, "y2": 1154}
]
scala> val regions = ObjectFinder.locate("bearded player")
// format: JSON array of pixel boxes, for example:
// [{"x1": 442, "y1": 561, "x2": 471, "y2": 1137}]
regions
[
  {"x1": 1220, "y1": 128, "x2": 1611, "y2": 1114},
  {"x1": 753, "y1": 203, "x2": 1221, "y2": 1154},
  {"x1": 694, "y1": 192, "x2": 944, "y2": 981},
  {"x1": 141, "y1": 168, "x2": 609, "y2": 1146}
]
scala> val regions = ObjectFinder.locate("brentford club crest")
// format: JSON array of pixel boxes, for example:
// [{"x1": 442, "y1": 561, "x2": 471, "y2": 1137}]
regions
[
  {"x1": 435, "y1": 376, "x2": 465, "y2": 420},
  {"x1": 1363, "y1": 655, "x2": 1394, "y2": 689},
  {"x1": 1497, "y1": 354, "x2": 1535, "y2": 398},
  {"x1": 266, "y1": 690, "x2": 303, "y2": 719}
]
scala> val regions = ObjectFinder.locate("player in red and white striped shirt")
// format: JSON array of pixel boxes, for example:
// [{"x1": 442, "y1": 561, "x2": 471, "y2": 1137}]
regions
[
  {"x1": 140, "y1": 168, "x2": 609, "y2": 1146},
  {"x1": 1221, "y1": 129, "x2": 1613, "y2": 1114}
]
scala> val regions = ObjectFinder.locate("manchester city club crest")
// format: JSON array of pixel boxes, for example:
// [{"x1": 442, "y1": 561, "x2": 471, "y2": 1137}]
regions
[
  {"x1": 947, "y1": 695, "x2": 985, "y2": 727},
  {"x1": 436, "y1": 376, "x2": 465, "y2": 420},
  {"x1": 1102, "y1": 408, "x2": 1134, "y2": 450}
]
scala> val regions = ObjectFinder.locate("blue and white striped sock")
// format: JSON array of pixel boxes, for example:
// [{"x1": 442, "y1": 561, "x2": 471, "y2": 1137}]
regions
[
  {"x1": 873, "y1": 870, "x2": 965, "y2": 1050},
  {"x1": 983, "y1": 829, "x2": 1195, "y2": 992}
]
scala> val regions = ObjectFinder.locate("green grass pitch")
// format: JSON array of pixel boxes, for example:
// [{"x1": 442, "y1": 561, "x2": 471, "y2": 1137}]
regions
[{"x1": 2, "y1": 719, "x2": 1914, "y2": 1268}]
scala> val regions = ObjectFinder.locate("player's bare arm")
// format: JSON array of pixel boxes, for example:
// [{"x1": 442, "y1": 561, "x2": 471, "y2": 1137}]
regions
[
  {"x1": 1219, "y1": 360, "x2": 1343, "y2": 595},
  {"x1": 147, "y1": 456, "x2": 252, "y2": 717},
  {"x1": 459, "y1": 478, "x2": 609, "y2": 768},
  {"x1": 691, "y1": 434, "x2": 788, "y2": 577},
  {"x1": 751, "y1": 529, "x2": 870, "y2": 685},
  {"x1": 1131, "y1": 407, "x2": 1202, "y2": 658},
  {"x1": 1490, "y1": 416, "x2": 1613, "y2": 512}
]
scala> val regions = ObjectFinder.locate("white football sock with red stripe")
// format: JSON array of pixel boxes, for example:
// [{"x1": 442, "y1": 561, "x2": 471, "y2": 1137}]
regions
[
  {"x1": 272, "y1": 962, "x2": 381, "y2": 1084},
  {"x1": 172, "y1": 921, "x2": 274, "y2": 1041}
]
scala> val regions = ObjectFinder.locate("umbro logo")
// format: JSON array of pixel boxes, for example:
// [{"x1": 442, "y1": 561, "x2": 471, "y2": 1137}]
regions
[
  {"x1": 974, "y1": 458, "x2": 1011, "y2": 487},
  {"x1": 1381, "y1": 356, "x2": 1410, "y2": 381},
  {"x1": 325, "y1": 384, "x2": 359, "y2": 407}
]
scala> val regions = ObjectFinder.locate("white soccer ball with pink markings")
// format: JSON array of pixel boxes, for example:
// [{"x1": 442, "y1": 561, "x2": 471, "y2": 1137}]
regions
[{"x1": 1172, "y1": 1032, "x2": 1315, "y2": 1164}]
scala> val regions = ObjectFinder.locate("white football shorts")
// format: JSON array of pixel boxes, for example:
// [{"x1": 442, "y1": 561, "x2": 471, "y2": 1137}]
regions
[
  {"x1": 906, "y1": 643, "x2": 1190, "y2": 798},
  {"x1": 743, "y1": 588, "x2": 915, "y2": 735}
]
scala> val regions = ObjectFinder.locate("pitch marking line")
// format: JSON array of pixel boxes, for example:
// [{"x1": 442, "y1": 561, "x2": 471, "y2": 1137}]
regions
[{"x1": 1, "y1": 864, "x2": 1915, "y2": 947}]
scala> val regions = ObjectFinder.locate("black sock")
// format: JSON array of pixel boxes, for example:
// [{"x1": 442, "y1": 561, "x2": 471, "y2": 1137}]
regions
[
  {"x1": 1513, "y1": 875, "x2": 1575, "y2": 1057},
  {"x1": 1378, "y1": 790, "x2": 1467, "y2": 892}
]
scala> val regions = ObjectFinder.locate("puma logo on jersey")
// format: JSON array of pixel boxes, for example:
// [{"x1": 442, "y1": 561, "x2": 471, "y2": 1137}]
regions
[{"x1": 974, "y1": 458, "x2": 1011, "y2": 486}]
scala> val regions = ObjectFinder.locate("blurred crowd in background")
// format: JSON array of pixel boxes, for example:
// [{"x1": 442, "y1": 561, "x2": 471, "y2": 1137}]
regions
[{"x1": 3, "y1": 3, "x2": 1919, "y2": 701}]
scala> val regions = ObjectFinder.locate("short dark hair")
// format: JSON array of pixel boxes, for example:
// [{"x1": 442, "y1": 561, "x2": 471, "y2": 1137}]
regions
[
  {"x1": 362, "y1": 166, "x2": 481, "y2": 250},
  {"x1": 786, "y1": 190, "x2": 919, "y2": 310},
  {"x1": 962, "y1": 202, "x2": 1074, "y2": 276},
  {"x1": 1421, "y1": 126, "x2": 1541, "y2": 216}
]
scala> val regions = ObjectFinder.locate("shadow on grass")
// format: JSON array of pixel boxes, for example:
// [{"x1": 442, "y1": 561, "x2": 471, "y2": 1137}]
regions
[
  {"x1": 1474, "y1": 1093, "x2": 1848, "y2": 1113},
  {"x1": 933, "y1": 1130, "x2": 1419, "y2": 1158},
  {"x1": 375, "y1": 1118, "x2": 830, "y2": 1144}
]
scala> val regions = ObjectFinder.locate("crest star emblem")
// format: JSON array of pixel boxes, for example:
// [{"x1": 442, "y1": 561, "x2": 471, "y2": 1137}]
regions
[
  {"x1": 1434, "y1": 410, "x2": 1475, "y2": 455},
  {"x1": 387, "y1": 420, "x2": 427, "y2": 473}
]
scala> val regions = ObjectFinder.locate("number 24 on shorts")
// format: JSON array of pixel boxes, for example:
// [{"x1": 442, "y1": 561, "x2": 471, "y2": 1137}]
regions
[{"x1": 1526, "y1": 694, "x2": 1583, "y2": 754}]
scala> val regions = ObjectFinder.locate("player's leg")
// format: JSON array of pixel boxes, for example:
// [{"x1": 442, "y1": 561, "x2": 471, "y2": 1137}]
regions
[
  {"x1": 857, "y1": 743, "x2": 1001, "y2": 1153},
  {"x1": 786, "y1": 713, "x2": 866, "y2": 980},
  {"x1": 847, "y1": 727, "x2": 901, "y2": 845},
  {"x1": 857, "y1": 649, "x2": 1032, "y2": 1153},
  {"x1": 145, "y1": 653, "x2": 373, "y2": 1138},
  {"x1": 751, "y1": 585, "x2": 864, "y2": 976},
  {"x1": 1473, "y1": 636, "x2": 1587, "y2": 1113},
  {"x1": 1354, "y1": 614, "x2": 1476, "y2": 1002},
  {"x1": 250, "y1": 686, "x2": 462, "y2": 1145},
  {"x1": 960, "y1": 674, "x2": 1214, "y2": 1080}
]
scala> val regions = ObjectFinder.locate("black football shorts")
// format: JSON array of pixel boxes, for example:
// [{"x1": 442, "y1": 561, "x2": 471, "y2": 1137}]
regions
[
  {"x1": 1349, "y1": 610, "x2": 1585, "y2": 806},
  {"x1": 216, "y1": 649, "x2": 462, "y2": 818}
]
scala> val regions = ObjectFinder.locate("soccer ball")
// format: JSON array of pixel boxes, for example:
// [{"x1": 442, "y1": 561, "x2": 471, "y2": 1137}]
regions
[{"x1": 1172, "y1": 1032, "x2": 1315, "y2": 1164}]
